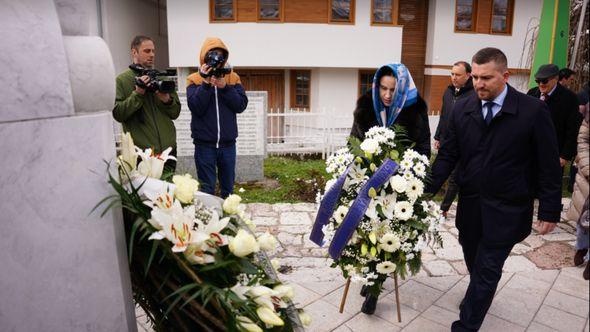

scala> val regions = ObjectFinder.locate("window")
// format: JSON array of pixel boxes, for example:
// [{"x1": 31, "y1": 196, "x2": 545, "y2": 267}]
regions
[
  {"x1": 371, "y1": 0, "x2": 398, "y2": 25},
  {"x1": 258, "y1": 0, "x2": 282, "y2": 21},
  {"x1": 359, "y1": 70, "x2": 375, "y2": 97},
  {"x1": 210, "y1": 0, "x2": 236, "y2": 22},
  {"x1": 455, "y1": 0, "x2": 477, "y2": 32},
  {"x1": 330, "y1": 0, "x2": 355, "y2": 24},
  {"x1": 290, "y1": 70, "x2": 311, "y2": 109},
  {"x1": 491, "y1": 0, "x2": 514, "y2": 34}
]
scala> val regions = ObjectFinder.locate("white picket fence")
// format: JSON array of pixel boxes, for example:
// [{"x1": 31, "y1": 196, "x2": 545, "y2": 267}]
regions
[{"x1": 266, "y1": 108, "x2": 354, "y2": 158}]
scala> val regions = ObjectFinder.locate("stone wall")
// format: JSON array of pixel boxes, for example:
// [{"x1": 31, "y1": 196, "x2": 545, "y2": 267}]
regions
[{"x1": 0, "y1": 0, "x2": 135, "y2": 331}]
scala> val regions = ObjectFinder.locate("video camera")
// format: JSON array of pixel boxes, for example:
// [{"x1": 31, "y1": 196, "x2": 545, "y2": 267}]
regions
[
  {"x1": 129, "y1": 64, "x2": 176, "y2": 94},
  {"x1": 199, "y1": 49, "x2": 232, "y2": 78}
]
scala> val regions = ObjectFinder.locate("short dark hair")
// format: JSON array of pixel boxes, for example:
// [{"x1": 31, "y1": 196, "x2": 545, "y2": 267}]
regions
[
  {"x1": 559, "y1": 68, "x2": 575, "y2": 80},
  {"x1": 453, "y1": 61, "x2": 472, "y2": 73},
  {"x1": 472, "y1": 47, "x2": 508, "y2": 71},
  {"x1": 130, "y1": 35, "x2": 153, "y2": 50}
]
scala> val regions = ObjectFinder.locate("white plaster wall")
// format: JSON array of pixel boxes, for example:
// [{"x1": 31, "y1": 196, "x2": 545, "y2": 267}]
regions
[
  {"x1": 167, "y1": 0, "x2": 403, "y2": 68},
  {"x1": 102, "y1": 0, "x2": 169, "y2": 74},
  {"x1": 425, "y1": 0, "x2": 542, "y2": 68},
  {"x1": 316, "y1": 68, "x2": 358, "y2": 126}
]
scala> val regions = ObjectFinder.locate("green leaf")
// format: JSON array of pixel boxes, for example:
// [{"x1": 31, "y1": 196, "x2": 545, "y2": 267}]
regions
[
  {"x1": 128, "y1": 217, "x2": 144, "y2": 263},
  {"x1": 144, "y1": 240, "x2": 159, "y2": 276}
]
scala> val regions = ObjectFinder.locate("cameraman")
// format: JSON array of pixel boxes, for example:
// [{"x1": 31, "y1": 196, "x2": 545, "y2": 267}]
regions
[
  {"x1": 186, "y1": 37, "x2": 248, "y2": 198},
  {"x1": 113, "y1": 35, "x2": 181, "y2": 171}
]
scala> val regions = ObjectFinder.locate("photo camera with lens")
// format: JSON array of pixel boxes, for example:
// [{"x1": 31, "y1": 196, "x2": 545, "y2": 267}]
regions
[
  {"x1": 200, "y1": 49, "x2": 232, "y2": 78},
  {"x1": 129, "y1": 64, "x2": 177, "y2": 94}
]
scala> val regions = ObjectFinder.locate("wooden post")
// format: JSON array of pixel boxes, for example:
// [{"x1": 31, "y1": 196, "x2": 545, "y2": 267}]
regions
[
  {"x1": 393, "y1": 273, "x2": 401, "y2": 322},
  {"x1": 339, "y1": 277, "x2": 351, "y2": 313}
]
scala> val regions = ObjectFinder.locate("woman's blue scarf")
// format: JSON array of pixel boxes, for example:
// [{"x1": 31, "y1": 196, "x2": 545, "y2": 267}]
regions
[{"x1": 372, "y1": 63, "x2": 418, "y2": 127}]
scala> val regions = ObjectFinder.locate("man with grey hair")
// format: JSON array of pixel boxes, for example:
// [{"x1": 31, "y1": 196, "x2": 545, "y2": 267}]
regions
[{"x1": 427, "y1": 48, "x2": 562, "y2": 331}]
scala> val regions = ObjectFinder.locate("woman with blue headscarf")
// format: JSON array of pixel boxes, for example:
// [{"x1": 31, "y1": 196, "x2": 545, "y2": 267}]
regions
[
  {"x1": 350, "y1": 64, "x2": 431, "y2": 314},
  {"x1": 351, "y1": 63, "x2": 431, "y2": 159}
]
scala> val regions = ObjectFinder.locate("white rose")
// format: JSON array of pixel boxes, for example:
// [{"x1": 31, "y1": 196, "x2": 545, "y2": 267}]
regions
[
  {"x1": 257, "y1": 232, "x2": 278, "y2": 251},
  {"x1": 299, "y1": 311, "x2": 312, "y2": 326},
  {"x1": 389, "y1": 175, "x2": 407, "y2": 193},
  {"x1": 360, "y1": 138, "x2": 380, "y2": 155},
  {"x1": 273, "y1": 284, "x2": 294, "y2": 300},
  {"x1": 229, "y1": 229, "x2": 260, "y2": 257},
  {"x1": 237, "y1": 316, "x2": 263, "y2": 332},
  {"x1": 223, "y1": 194, "x2": 242, "y2": 215},
  {"x1": 256, "y1": 306, "x2": 284, "y2": 327},
  {"x1": 172, "y1": 174, "x2": 199, "y2": 204}
]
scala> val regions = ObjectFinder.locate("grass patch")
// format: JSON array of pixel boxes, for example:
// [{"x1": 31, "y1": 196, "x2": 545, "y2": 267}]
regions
[
  {"x1": 235, "y1": 155, "x2": 573, "y2": 203},
  {"x1": 235, "y1": 155, "x2": 328, "y2": 203}
]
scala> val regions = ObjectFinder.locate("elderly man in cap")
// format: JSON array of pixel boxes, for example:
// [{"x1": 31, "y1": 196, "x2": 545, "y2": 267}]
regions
[{"x1": 528, "y1": 64, "x2": 582, "y2": 173}]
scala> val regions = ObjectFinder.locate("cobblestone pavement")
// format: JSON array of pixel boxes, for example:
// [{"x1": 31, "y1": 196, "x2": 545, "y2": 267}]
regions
[{"x1": 137, "y1": 199, "x2": 589, "y2": 332}]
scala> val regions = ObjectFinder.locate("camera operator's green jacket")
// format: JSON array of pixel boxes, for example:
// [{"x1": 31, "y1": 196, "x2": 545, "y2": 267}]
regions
[{"x1": 113, "y1": 68, "x2": 181, "y2": 154}]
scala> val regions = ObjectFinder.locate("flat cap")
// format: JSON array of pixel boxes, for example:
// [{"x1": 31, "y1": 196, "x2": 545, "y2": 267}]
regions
[{"x1": 535, "y1": 64, "x2": 559, "y2": 80}]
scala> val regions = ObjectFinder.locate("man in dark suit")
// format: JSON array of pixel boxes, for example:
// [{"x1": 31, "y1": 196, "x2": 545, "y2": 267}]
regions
[
  {"x1": 527, "y1": 64, "x2": 582, "y2": 170},
  {"x1": 426, "y1": 48, "x2": 562, "y2": 331}
]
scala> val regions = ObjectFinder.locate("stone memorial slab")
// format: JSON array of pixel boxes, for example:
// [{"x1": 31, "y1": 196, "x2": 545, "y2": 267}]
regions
[{"x1": 174, "y1": 90, "x2": 267, "y2": 183}]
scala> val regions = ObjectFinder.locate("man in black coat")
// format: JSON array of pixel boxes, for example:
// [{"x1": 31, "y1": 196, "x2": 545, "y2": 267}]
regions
[
  {"x1": 527, "y1": 64, "x2": 582, "y2": 170},
  {"x1": 426, "y1": 48, "x2": 562, "y2": 331},
  {"x1": 434, "y1": 61, "x2": 475, "y2": 217}
]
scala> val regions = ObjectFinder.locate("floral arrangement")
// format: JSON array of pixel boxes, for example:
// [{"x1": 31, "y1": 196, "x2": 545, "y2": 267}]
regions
[
  {"x1": 312, "y1": 126, "x2": 443, "y2": 297},
  {"x1": 97, "y1": 132, "x2": 309, "y2": 332}
]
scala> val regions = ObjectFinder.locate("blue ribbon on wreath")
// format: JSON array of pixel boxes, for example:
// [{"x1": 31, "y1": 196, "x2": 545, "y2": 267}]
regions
[{"x1": 309, "y1": 159, "x2": 399, "y2": 259}]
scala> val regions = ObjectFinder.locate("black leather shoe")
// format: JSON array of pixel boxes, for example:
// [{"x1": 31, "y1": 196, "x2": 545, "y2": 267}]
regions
[
  {"x1": 360, "y1": 285, "x2": 368, "y2": 297},
  {"x1": 361, "y1": 294, "x2": 378, "y2": 315},
  {"x1": 459, "y1": 297, "x2": 466, "y2": 311},
  {"x1": 574, "y1": 249, "x2": 588, "y2": 266}
]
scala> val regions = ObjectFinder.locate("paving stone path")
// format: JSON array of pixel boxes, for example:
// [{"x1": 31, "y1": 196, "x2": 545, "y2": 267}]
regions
[{"x1": 137, "y1": 199, "x2": 589, "y2": 332}]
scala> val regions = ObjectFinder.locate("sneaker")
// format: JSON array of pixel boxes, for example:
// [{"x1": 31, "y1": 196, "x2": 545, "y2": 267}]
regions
[
  {"x1": 361, "y1": 294, "x2": 378, "y2": 315},
  {"x1": 574, "y1": 249, "x2": 588, "y2": 266}
]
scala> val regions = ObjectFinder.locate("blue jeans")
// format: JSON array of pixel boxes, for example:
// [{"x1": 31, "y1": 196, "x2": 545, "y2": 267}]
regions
[
  {"x1": 576, "y1": 224, "x2": 589, "y2": 261},
  {"x1": 194, "y1": 144, "x2": 236, "y2": 199}
]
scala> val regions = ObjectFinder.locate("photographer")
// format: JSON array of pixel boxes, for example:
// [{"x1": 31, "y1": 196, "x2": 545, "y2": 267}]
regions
[
  {"x1": 186, "y1": 37, "x2": 248, "y2": 198},
  {"x1": 113, "y1": 35, "x2": 181, "y2": 171}
]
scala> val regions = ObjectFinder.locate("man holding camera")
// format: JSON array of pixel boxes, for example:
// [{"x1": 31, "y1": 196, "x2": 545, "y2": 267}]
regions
[
  {"x1": 186, "y1": 37, "x2": 248, "y2": 198},
  {"x1": 113, "y1": 35, "x2": 181, "y2": 170}
]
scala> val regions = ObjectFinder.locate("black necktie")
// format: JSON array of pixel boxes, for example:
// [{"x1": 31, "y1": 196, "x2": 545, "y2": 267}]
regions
[{"x1": 484, "y1": 102, "x2": 494, "y2": 125}]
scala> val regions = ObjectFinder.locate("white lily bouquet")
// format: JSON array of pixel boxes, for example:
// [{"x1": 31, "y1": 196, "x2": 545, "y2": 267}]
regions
[
  {"x1": 310, "y1": 126, "x2": 443, "y2": 298},
  {"x1": 96, "y1": 132, "x2": 309, "y2": 332}
]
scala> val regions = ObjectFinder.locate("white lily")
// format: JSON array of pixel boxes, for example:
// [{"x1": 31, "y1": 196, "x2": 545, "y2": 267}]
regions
[
  {"x1": 136, "y1": 147, "x2": 176, "y2": 179},
  {"x1": 256, "y1": 306, "x2": 284, "y2": 327},
  {"x1": 119, "y1": 132, "x2": 138, "y2": 174},
  {"x1": 148, "y1": 205, "x2": 198, "y2": 252}
]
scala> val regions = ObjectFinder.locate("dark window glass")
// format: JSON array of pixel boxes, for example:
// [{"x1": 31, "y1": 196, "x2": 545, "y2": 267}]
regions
[
  {"x1": 331, "y1": 0, "x2": 352, "y2": 21},
  {"x1": 359, "y1": 72, "x2": 374, "y2": 96},
  {"x1": 214, "y1": 0, "x2": 234, "y2": 20},
  {"x1": 491, "y1": 0, "x2": 510, "y2": 33},
  {"x1": 293, "y1": 71, "x2": 310, "y2": 108},
  {"x1": 259, "y1": 0, "x2": 280, "y2": 20},
  {"x1": 373, "y1": 0, "x2": 392, "y2": 24},
  {"x1": 455, "y1": 0, "x2": 475, "y2": 31}
]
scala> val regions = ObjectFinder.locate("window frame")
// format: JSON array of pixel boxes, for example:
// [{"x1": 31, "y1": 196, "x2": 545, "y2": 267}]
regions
[
  {"x1": 358, "y1": 69, "x2": 376, "y2": 98},
  {"x1": 454, "y1": 0, "x2": 478, "y2": 33},
  {"x1": 370, "y1": 0, "x2": 399, "y2": 26},
  {"x1": 256, "y1": 0, "x2": 284, "y2": 22},
  {"x1": 209, "y1": 0, "x2": 237, "y2": 23},
  {"x1": 329, "y1": 0, "x2": 355, "y2": 25},
  {"x1": 489, "y1": 0, "x2": 514, "y2": 35},
  {"x1": 290, "y1": 70, "x2": 311, "y2": 110}
]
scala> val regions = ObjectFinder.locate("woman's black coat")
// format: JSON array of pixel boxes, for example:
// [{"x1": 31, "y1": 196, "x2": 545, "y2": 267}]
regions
[{"x1": 350, "y1": 91, "x2": 432, "y2": 158}]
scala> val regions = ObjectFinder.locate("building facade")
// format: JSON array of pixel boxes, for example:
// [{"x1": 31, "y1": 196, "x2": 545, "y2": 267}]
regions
[{"x1": 168, "y1": 0, "x2": 541, "y2": 119}]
